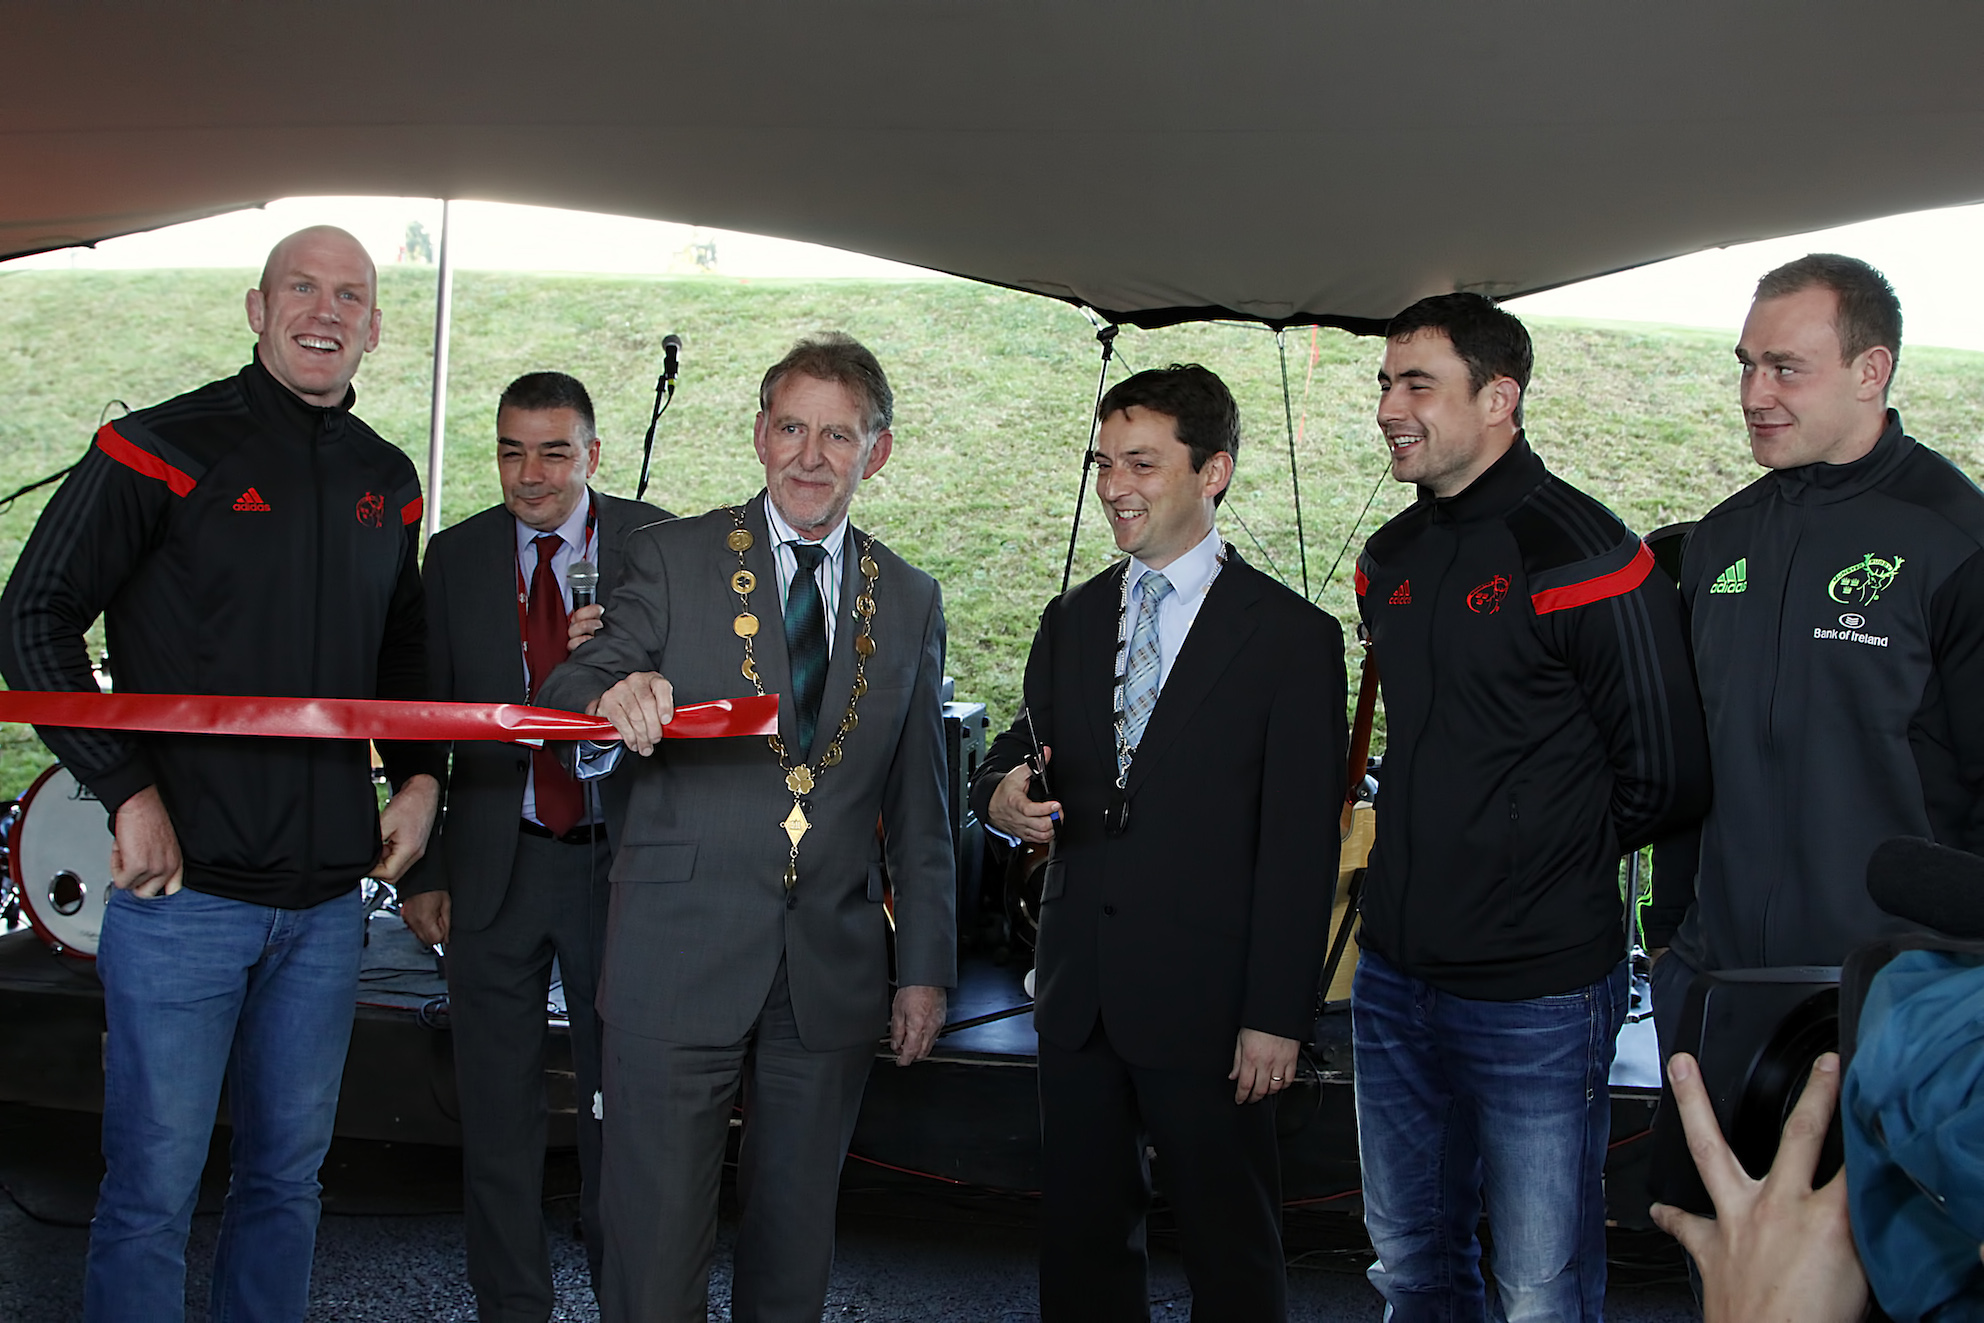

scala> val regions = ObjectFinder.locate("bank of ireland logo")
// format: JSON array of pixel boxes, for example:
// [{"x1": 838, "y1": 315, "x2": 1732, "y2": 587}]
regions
[
  {"x1": 1466, "y1": 575, "x2": 1510, "y2": 614},
  {"x1": 1828, "y1": 552, "x2": 1905, "y2": 606},
  {"x1": 1840, "y1": 613, "x2": 1866, "y2": 629}
]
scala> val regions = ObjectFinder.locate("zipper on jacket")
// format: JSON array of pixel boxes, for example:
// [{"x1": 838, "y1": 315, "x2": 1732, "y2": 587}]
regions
[
  {"x1": 1508, "y1": 788, "x2": 1520, "y2": 881},
  {"x1": 307, "y1": 416, "x2": 324, "y2": 888},
  {"x1": 1396, "y1": 523, "x2": 1461, "y2": 965},
  {"x1": 1757, "y1": 503, "x2": 1806, "y2": 964}
]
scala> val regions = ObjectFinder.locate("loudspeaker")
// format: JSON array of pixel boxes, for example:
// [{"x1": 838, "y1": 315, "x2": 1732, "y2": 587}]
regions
[{"x1": 943, "y1": 701, "x2": 988, "y2": 919}]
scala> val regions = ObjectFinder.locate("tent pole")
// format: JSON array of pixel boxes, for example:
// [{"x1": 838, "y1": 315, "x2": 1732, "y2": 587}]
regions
[{"x1": 423, "y1": 199, "x2": 455, "y2": 544}]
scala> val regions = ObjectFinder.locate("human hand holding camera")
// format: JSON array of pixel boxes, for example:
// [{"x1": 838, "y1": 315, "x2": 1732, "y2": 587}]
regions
[{"x1": 1649, "y1": 1051, "x2": 1867, "y2": 1323}]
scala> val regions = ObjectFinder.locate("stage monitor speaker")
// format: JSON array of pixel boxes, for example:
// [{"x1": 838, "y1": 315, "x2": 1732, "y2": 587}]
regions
[
  {"x1": 1647, "y1": 965, "x2": 1842, "y2": 1217},
  {"x1": 943, "y1": 701, "x2": 989, "y2": 917}
]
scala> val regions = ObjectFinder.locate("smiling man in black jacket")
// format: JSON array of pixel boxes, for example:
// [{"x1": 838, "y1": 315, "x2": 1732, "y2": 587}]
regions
[
  {"x1": 1654, "y1": 254, "x2": 1984, "y2": 1051},
  {"x1": 0, "y1": 227, "x2": 440, "y2": 1323},
  {"x1": 1351, "y1": 294, "x2": 1708, "y2": 1322}
]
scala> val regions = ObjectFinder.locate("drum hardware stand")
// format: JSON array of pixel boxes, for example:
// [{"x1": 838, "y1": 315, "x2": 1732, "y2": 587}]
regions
[{"x1": 1317, "y1": 869, "x2": 1365, "y2": 1013}]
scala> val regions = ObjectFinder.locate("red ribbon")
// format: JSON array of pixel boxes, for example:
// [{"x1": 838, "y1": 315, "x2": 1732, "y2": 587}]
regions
[{"x1": 0, "y1": 691, "x2": 779, "y2": 745}]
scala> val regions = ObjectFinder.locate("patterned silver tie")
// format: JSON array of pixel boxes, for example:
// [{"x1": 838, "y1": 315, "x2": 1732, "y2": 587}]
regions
[{"x1": 1119, "y1": 571, "x2": 1173, "y2": 778}]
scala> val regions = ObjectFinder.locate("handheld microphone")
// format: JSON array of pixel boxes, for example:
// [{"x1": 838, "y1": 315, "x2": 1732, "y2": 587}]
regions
[
  {"x1": 662, "y1": 333, "x2": 683, "y2": 387},
  {"x1": 1866, "y1": 835, "x2": 1984, "y2": 940},
  {"x1": 566, "y1": 559, "x2": 600, "y2": 611}
]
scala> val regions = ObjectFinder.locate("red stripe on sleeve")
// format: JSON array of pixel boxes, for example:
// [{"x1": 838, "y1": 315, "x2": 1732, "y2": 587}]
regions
[
  {"x1": 401, "y1": 497, "x2": 424, "y2": 527},
  {"x1": 1531, "y1": 542, "x2": 1656, "y2": 615},
  {"x1": 1354, "y1": 566, "x2": 1369, "y2": 597},
  {"x1": 94, "y1": 423, "x2": 195, "y2": 497}
]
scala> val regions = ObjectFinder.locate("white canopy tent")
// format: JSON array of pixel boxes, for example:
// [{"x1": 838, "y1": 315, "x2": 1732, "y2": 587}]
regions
[{"x1": 8, "y1": 1, "x2": 1984, "y2": 330}]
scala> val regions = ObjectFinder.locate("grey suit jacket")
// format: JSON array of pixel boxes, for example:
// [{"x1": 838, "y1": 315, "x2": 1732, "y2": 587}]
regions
[
  {"x1": 536, "y1": 494, "x2": 957, "y2": 1052},
  {"x1": 403, "y1": 489, "x2": 670, "y2": 933}
]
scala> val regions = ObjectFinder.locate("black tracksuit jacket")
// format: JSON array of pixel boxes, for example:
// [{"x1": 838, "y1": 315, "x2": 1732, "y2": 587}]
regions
[
  {"x1": 1355, "y1": 436, "x2": 1710, "y2": 1000},
  {"x1": 0, "y1": 355, "x2": 439, "y2": 909},
  {"x1": 1665, "y1": 412, "x2": 1984, "y2": 971}
]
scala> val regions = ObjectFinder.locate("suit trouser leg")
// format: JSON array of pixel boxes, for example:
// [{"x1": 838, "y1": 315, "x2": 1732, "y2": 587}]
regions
[
  {"x1": 1038, "y1": 1020, "x2": 1157, "y2": 1323},
  {"x1": 1135, "y1": 1060, "x2": 1286, "y2": 1322},
  {"x1": 549, "y1": 836, "x2": 611, "y2": 1288},
  {"x1": 731, "y1": 961, "x2": 876, "y2": 1323},
  {"x1": 597, "y1": 1016, "x2": 747, "y2": 1323},
  {"x1": 449, "y1": 832, "x2": 602, "y2": 1323}
]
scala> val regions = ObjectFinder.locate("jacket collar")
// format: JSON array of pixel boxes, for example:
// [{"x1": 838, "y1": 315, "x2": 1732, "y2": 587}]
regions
[
  {"x1": 241, "y1": 350, "x2": 358, "y2": 432},
  {"x1": 1769, "y1": 409, "x2": 1914, "y2": 506},
  {"x1": 1423, "y1": 431, "x2": 1545, "y2": 523}
]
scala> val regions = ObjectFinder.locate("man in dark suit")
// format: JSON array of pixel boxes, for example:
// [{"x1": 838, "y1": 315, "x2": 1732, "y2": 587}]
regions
[
  {"x1": 400, "y1": 371, "x2": 668, "y2": 1322},
  {"x1": 538, "y1": 334, "x2": 955, "y2": 1323},
  {"x1": 973, "y1": 364, "x2": 1346, "y2": 1322}
]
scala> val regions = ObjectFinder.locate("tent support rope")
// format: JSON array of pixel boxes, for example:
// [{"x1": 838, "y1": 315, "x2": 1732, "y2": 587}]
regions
[{"x1": 1276, "y1": 331, "x2": 1310, "y2": 599}]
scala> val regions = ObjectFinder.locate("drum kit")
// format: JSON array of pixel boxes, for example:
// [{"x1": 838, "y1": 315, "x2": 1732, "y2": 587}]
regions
[{"x1": 1, "y1": 764, "x2": 113, "y2": 960}]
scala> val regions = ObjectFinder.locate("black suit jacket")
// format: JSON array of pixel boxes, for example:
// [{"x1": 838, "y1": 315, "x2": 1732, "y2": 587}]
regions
[
  {"x1": 402, "y1": 489, "x2": 670, "y2": 932},
  {"x1": 972, "y1": 551, "x2": 1348, "y2": 1072}
]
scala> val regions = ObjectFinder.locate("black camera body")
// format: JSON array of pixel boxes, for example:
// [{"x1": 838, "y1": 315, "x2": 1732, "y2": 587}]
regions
[{"x1": 1647, "y1": 965, "x2": 1843, "y2": 1217}]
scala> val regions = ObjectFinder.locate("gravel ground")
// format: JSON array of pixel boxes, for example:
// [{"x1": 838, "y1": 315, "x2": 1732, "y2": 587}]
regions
[{"x1": 0, "y1": 1103, "x2": 1697, "y2": 1321}]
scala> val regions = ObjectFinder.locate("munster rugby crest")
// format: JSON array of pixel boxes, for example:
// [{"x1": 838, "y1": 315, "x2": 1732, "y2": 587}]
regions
[
  {"x1": 1827, "y1": 552, "x2": 1904, "y2": 607},
  {"x1": 1466, "y1": 575, "x2": 1511, "y2": 615}
]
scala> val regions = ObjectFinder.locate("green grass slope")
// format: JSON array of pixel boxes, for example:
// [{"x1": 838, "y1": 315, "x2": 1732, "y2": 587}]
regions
[{"x1": 1, "y1": 268, "x2": 1981, "y2": 796}]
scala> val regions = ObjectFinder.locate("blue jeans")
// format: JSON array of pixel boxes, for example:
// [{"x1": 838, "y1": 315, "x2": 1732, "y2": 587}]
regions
[
  {"x1": 87, "y1": 885, "x2": 364, "y2": 1323},
  {"x1": 1353, "y1": 949, "x2": 1628, "y2": 1323}
]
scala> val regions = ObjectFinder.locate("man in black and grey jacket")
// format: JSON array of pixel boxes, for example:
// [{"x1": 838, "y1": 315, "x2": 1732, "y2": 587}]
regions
[
  {"x1": 0, "y1": 226, "x2": 440, "y2": 1323},
  {"x1": 1351, "y1": 294, "x2": 1709, "y2": 1322},
  {"x1": 1653, "y1": 255, "x2": 1984, "y2": 1041}
]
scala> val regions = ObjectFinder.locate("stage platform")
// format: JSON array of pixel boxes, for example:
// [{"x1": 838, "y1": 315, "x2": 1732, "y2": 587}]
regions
[{"x1": 0, "y1": 918, "x2": 1665, "y2": 1226}]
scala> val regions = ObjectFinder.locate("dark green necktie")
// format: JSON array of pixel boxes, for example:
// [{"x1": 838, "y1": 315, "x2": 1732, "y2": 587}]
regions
[{"x1": 784, "y1": 541, "x2": 829, "y2": 757}]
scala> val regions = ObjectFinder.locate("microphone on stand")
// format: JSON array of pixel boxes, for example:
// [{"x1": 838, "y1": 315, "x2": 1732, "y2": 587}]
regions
[
  {"x1": 638, "y1": 333, "x2": 685, "y2": 502},
  {"x1": 662, "y1": 333, "x2": 683, "y2": 389}
]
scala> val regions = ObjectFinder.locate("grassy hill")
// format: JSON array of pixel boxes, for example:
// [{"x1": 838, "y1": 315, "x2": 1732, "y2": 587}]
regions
[{"x1": 2, "y1": 267, "x2": 1981, "y2": 795}]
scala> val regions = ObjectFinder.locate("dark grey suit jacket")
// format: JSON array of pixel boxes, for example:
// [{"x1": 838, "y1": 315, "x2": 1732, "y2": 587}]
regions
[
  {"x1": 536, "y1": 494, "x2": 957, "y2": 1052},
  {"x1": 402, "y1": 489, "x2": 669, "y2": 932}
]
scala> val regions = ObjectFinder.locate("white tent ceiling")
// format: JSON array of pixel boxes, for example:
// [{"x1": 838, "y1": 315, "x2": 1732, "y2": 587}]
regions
[{"x1": 8, "y1": 2, "x2": 1984, "y2": 329}]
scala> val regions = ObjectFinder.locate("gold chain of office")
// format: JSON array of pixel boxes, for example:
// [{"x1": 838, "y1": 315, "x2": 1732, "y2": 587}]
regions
[{"x1": 723, "y1": 505, "x2": 881, "y2": 890}]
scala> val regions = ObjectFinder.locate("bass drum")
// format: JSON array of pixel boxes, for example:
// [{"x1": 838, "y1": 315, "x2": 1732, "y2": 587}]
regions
[{"x1": 9, "y1": 765, "x2": 113, "y2": 959}]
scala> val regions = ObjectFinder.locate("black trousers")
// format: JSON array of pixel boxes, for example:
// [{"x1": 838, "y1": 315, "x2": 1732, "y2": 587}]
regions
[
  {"x1": 1038, "y1": 1018, "x2": 1287, "y2": 1323},
  {"x1": 447, "y1": 830, "x2": 610, "y2": 1323}
]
